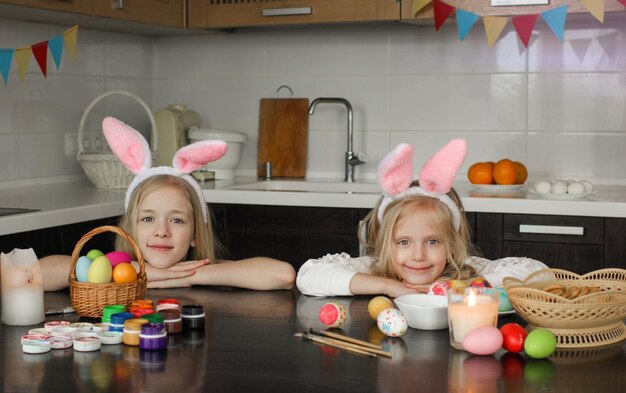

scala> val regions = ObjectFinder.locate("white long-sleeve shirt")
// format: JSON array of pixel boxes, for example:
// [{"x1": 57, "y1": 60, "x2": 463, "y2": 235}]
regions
[{"x1": 296, "y1": 253, "x2": 548, "y2": 297}]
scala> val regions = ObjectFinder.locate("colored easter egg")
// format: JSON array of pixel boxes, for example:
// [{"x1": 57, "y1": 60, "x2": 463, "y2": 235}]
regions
[
  {"x1": 376, "y1": 308, "x2": 407, "y2": 337},
  {"x1": 497, "y1": 287, "x2": 513, "y2": 312},
  {"x1": 86, "y1": 249, "x2": 104, "y2": 260},
  {"x1": 368, "y1": 296, "x2": 393, "y2": 320},
  {"x1": 105, "y1": 251, "x2": 132, "y2": 267},
  {"x1": 75, "y1": 256, "x2": 92, "y2": 282},
  {"x1": 462, "y1": 326, "x2": 503, "y2": 355},
  {"x1": 112, "y1": 263, "x2": 137, "y2": 283},
  {"x1": 448, "y1": 279, "x2": 468, "y2": 290},
  {"x1": 524, "y1": 329, "x2": 556, "y2": 359},
  {"x1": 500, "y1": 323, "x2": 527, "y2": 353},
  {"x1": 319, "y1": 303, "x2": 347, "y2": 328},
  {"x1": 428, "y1": 281, "x2": 451, "y2": 296},
  {"x1": 87, "y1": 256, "x2": 113, "y2": 283},
  {"x1": 469, "y1": 277, "x2": 492, "y2": 288}
]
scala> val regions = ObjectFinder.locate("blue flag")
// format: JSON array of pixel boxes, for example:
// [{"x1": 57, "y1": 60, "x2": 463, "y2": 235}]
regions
[
  {"x1": 48, "y1": 35, "x2": 64, "y2": 69},
  {"x1": 0, "y1": 48, "x2": 14, "y2": 86},
  {"x1": 456, "y1": 9, "x2": 480, "y2": 42},
  {"x1": 542, "y1": 5, "x2": 568, "y2": 41}
]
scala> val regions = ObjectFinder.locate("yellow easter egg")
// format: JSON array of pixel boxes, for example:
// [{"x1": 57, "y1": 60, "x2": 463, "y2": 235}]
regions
[{"x1": 368, "y1": 296, "x2": 393, "y2": 320}]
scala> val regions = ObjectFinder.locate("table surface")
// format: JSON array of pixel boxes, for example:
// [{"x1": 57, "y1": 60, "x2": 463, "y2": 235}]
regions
[{"x1": 1, "y1": 288, "x2": 625, "y2": 393}]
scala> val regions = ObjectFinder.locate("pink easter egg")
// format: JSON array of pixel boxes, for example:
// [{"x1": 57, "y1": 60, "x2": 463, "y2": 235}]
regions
[
  {"x1": 105, "y1": 251, "x2": 132, "y2": 267},
  {"x1": 463, "y1": 326, "x2": 503, "y2": 356},
  {"x1": 319, "y1": 303, "x2": 347, "y2": 328}
]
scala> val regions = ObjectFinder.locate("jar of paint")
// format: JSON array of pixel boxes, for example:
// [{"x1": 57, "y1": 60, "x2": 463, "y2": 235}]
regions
[
  {"x1": 181, "y1": 304, "x2": 205, "y2": 331},
  {"x1": 156, "y1": 298, "x2": 180, "y2": 312},
  {"x1": 142, "y1": 313, "x2": 164, "y2": 324},
  {"x1": 123, "y1": 318, "x2": 149, "y2": 346},
  {"x1": 102, "y1": 305, "x2": 126, "y2": 323},
  {"x1": 139, "y1": 323, "x2": 168, "y2": 351},
  {"x1": 160, "y1": 309, "x2": 182, "y2": 334},
  {"x1": 109, "y1": 312, "x2": 134, "y2": 333}
]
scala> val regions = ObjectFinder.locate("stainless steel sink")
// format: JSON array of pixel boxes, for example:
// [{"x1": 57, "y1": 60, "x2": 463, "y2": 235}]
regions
[
  {"x1": 0, "y1": 207, "x2": 40, "y2": 217},
  {"x1": 226, "y1": 180, "x2": 380, "y2": 194}
]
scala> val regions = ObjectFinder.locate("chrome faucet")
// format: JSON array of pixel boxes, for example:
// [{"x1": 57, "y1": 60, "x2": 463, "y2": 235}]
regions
[{"x1": 308, "y1": 97, "x2": 366, "y2": 182}]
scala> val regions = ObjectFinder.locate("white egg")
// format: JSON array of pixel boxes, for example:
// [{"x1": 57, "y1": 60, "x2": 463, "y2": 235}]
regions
[
  {"x1": 551, "y1": 181, "x2": 568, "y2": 194},
  {"x1": 580, "y1": 180, "x2": 594, "y2": 193},
  {"x1": 534, "y1": 181, "x2": 552, "y2": 193},
  {"x1": 566, "y1": 179, "x2": 577, "y2": 185},
  {"x1": 567, "y1": 182, "x2": 585, "y2": 194}
]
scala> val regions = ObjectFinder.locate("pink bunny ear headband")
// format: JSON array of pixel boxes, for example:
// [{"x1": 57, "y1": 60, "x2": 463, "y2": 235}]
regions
[
  {"x1": 102, "y1": 116, "x2": 227, "y2": 223},
  {"x1": 376, "y1": 139, "x2": 467, "y2": 231}
]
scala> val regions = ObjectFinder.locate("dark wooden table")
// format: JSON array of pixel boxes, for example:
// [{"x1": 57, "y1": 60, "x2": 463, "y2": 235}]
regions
[{"x1": 1, "y1": 288, "x2": 625, "y2": 393}]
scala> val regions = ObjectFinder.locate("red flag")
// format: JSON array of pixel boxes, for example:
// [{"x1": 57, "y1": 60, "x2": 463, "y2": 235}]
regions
[
  {"x1": 512, "y1": 14, "x2": 539, "y2": 48},
  {"x1": 434, "y1": 0, "x2": 456, "y2": 31},
  {"x1": 31, "y1": 41, "x2": 48, "y2": 77},
  {"x1": 619, "y1": 0, "x2": 626, "y2": 7}
]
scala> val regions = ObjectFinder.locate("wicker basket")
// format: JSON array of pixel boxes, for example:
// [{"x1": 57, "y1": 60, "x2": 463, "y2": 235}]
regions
[
  {"x1": 77, "y1": 90, "x2": 157, "y2": 188},
  {"x1": 69, "y1": 225, "x2": 147, "y2": 318},
  {"x1": 503, "y1": 268, "x2": 626, "y2": 348}
]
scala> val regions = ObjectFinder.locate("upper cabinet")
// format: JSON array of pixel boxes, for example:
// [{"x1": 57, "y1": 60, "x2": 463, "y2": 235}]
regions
[
  {"x1": 400, "y1": 0, "x2": 625, "y2": 20},
  {"x1": 0, "y1": 0, "x2": 186, "y2": 29},
  {"x1": 188, "y1": 0, "x2": 400, "y2": 29}
]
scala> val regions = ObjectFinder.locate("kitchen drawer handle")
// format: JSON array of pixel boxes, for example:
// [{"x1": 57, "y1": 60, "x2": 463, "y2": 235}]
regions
[
  {"x1": 519, "y1": 224, "x2": 584, "y2": 236},
  {"x1": 262, "y1": 7, "x2": 312, "y2": 17}
]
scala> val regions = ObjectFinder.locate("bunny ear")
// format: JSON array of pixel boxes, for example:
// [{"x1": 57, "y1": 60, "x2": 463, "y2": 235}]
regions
[
  {"x1": 377, "y1": 143, "x2": 414, "y2": 196},
  {"x1": 102, "y1": 116, "x2": 151, "y2": 175},
  {"x1": 418, "y1": 139, "x2": 467, "y2": 193},
  {"x1": 173, "y1": 139, "x2": 228, "y2": 174}
]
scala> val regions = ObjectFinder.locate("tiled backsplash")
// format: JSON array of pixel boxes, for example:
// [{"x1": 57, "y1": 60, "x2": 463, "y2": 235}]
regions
[{"x1": 1, "y1": 16, "x2": 625, "y2": 184}]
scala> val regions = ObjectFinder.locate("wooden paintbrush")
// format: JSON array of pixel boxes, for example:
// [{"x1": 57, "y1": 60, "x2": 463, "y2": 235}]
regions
[{"x1": 294, "y1": 332, "x2": 379, "y2": 358}]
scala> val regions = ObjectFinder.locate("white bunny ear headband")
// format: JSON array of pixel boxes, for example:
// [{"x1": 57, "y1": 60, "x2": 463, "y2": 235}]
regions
[
  {"x1": 376, "y1": 139, "x2": 467, "y2": 231},
  {"x1": 102, "y1": 116, "x2": 228, "y2": 223}
]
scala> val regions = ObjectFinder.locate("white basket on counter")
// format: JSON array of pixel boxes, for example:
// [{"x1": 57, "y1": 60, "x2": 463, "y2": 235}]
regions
[{"x1": 77, "y1": 90, "x2": 157, "y2": 188}]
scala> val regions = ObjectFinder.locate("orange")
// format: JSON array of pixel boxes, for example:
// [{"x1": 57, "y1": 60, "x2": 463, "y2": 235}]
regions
[
  {"x1": 493, "y1": 159, "x2": 518, "y2": 185},
  {"x1": 467, "y1": 162, "x2": 494, "y2": 184},
  {"x1": 514, "y1": 161, "x2": 528, "y2": 184},
  {"x1": 112, "y1": 262, "x2": 137, "y2": 283}
]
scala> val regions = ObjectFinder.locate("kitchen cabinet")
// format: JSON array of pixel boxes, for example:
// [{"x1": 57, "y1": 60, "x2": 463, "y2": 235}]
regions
[
  {"x1": 400, "y1": 0, "x2": 625, "y2": 21},
  {"x1": 188, "y1": 0, "x2": 400, "y2": 29},
  {"x1": 0, "y1": 0, "x2": 186, "y2": 30}
]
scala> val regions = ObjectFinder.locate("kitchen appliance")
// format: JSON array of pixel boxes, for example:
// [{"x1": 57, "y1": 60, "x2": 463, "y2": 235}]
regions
[
  {"x1": 257, "y1": 87, "x2": 309, "y2": 178},
  {"x1": 154, "y1": 104, "x2": 201, "y2": 166},
  {"x1": 187, "y1": 127, "x2": 248, "y2": 180}
]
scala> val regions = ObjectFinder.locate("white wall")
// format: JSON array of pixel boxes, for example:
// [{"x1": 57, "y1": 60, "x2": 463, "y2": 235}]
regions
[{"x1": 1, "y1": 16, "x2": 625, "y2": 185}]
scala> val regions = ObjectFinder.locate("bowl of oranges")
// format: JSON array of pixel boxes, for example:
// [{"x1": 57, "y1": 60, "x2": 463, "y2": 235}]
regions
[{"x1": 467, "y1": 159, "x2": 527, "y2": 190}]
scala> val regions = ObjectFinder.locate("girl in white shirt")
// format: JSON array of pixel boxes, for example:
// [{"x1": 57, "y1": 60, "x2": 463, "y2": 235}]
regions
[{"x1": 297, "y1": 140, "x2": 547, "y2": 297}]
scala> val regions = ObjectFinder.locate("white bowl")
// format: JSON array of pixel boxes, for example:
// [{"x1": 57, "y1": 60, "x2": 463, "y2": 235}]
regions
[{"x1": 394, "y1": 294, "x2": 449, "y2": 330}]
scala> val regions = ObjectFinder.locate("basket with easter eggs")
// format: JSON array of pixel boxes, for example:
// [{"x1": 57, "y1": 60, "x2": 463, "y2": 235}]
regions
[
  {"x1": 69, "y1": 225, "x2": 147, "y2": 318},
  {"x1": 503, "y1": 268, "x2": 626, "y2": 349}
]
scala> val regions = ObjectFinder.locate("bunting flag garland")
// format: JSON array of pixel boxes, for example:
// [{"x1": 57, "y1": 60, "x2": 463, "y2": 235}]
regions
[
  {"x1": 412, "y1": 0, "x2": 621, "y2": 48},
  {"x1": 0, "y1": 25, "x2": 78, "y2": 86}
]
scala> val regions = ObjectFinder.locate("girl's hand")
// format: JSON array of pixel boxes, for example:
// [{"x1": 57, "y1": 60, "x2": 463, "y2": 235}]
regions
[
  {"x1": 401, "y1": 281, "x2": 431, "y2": 294},
  {"x1": 385, "y1": 279, "x2": 427, "y2": 298},
  {"x1": 141, "y1": 259, "x2": 209, "y2": 282}
]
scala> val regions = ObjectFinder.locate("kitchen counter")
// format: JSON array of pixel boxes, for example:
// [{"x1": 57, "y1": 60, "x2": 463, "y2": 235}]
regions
[
  {"x1": 1, "y1": 288, "x2": 625, "y2": 393},
  {"x1": 2, "y1": 177, "x2": 626, "y2": 236}
]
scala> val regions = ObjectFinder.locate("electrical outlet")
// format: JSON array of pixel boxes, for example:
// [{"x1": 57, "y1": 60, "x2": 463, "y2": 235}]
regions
[
  {"x1": 64, "y1": 133, "x2": 78, "y2": 156},
  {"x1": 82, "y1": 133, "x2": 92, "y2": 153}
]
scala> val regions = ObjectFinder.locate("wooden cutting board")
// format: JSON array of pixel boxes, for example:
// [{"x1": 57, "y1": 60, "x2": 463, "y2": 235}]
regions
[{"x1": 257, "y1": 98, "x2": 309, "y2": 178}]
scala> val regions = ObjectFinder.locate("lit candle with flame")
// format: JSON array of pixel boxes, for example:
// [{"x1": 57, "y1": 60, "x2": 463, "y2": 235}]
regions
[{"x1": 447, "y1": 287, "x2": 499, "y2": 350}]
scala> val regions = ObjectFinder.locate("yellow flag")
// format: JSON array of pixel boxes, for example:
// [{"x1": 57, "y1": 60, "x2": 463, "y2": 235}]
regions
[
  {"x1": 412, "y1": 0, "x2": 432, "y2": 16},
  {"x1": 483, "y1": 16, "x2": 509, "y2": 47},
  {"x1": 579, "y1": 0, "x2": 604, "y2": 23},
  {"x1": 14, "y1": 47, "x2": 31, "y2": 81},
  {"x1": 63, "y1": 25, "x2": 79, "y2": 59}
]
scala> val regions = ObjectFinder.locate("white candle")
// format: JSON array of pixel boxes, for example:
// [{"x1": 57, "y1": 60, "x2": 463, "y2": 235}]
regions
[
  {"x1": 447, "y1": 288, "x2": 498, "y2": 347},
  {"x1": 1, "y1": 248, "x2": 45, "y2": 326}
]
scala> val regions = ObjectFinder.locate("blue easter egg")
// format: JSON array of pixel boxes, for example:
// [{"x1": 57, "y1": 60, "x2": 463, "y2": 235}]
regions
[
  {"x1": 76, "y1": 256, "x2": 92, "y2": 282},
  {"x1": 497, "y1": 287, "x2": 513, "y2": 312}
]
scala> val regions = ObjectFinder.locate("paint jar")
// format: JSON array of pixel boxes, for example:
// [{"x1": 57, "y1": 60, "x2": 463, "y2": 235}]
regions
[
  {"x1": 109, "y1": 312, "x2": 134, "y2": 333},
  {"x1": 132, "y1": 299, "x2": 154, "y2": 309},
  {"x1": 181, "y1": 304, "x2": 205, "y2": 331},
  {"x1": 160, "y1": 309, "x2": 182, "y2": 334},
  {"x1": 102, "y1": 305, "x2": 126, "y2": 323},
  {"x1": 123, "y1": 318, "x2": 149, "y2": 346},
  {"x1": 131, "y1": 305, "x2": 155, "y2": 318},
  {"x1": 139, "y1": 323, "x2": 168, "y2": 351},
  {"x1": 156, "y1": 298, "x2": 180, "y2": 311},
  {"x1": 142, "y1": 313, "x2": 164, "y2": 324}
]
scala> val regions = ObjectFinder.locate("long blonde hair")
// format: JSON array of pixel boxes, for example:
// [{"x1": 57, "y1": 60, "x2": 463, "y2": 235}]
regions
[
  {"x1": 116, "y1": 174, "x2": 217, "y2": 262},
  {"x1": 359, "y1": 183, "x2": 477, "y2": 281}
]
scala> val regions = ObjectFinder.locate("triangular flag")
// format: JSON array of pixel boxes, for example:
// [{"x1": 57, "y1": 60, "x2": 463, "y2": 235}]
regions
[
  {"x1": 512, "y1": 14, "x2": 539, "y2": 48},
  {"x1": 620, "y1": 0, "x2": 626, "y2": 7},
  {"x1": 456, "y1": 9, "x2": 480, "y2": 41},
  {"x1": 31, "y1": 41, "x2": 48, "y2": 77},
  {"x1": 48, "y1": 35, "x2": 64, "y2": 70},
  {"x1": 0, "y1": 48, "x2": 14, "y2": 86},
  {"x1": 433, "y1": 0, "x2": 455, "y2": 31},
  {"x1": 63, "y1": 25, "x2": 79, "y2": 59},
  {"x1": 580, "y1": 0, "x2": 605, "y2": 23},
  {"x1": 483, "y1": 16, "x2": 508, "y2": 47},
  {"x1": 14, "y1": 47, "x2": 32, "y2": 81},
  {"x1": 541, "y1": 5, "x2": 568, "y2": 41},
  {"x1": 412, "y1": 0, "x2": 432, "y2": 16}
]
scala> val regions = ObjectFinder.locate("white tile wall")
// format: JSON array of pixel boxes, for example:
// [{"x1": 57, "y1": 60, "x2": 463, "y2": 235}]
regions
[{"x1": 1, "y1": 15, "x2": 625, "y2": 185}]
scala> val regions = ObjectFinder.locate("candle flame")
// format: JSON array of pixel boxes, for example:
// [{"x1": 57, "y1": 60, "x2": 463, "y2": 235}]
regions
[{"x1": 468, "y1": 289, "x2": 476, "y2": 307}]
